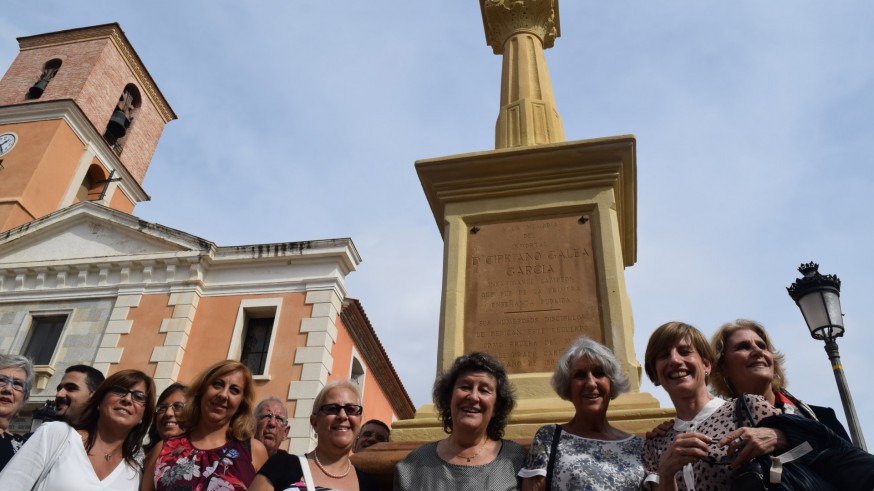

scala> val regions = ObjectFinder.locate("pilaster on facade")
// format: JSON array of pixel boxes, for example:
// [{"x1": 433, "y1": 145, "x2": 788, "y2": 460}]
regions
[
  {"x1": 92, "y1": 292, "x2": 141, "y2": 374},
  {"x1": 287, "y1": 289, "x2": 342, "y2": 455},
  {"x1": 151, "y1": 288, "x2": 200, "y2": 392}
]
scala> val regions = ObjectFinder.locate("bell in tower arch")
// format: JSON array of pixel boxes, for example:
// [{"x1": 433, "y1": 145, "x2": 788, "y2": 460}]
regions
[{"x1": 106, "y1": 108, "x2": 129, "y2": 139}]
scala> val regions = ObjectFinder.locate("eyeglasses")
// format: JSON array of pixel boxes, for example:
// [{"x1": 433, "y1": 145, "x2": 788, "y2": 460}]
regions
[
  {"x1": 156, "y1": 402, "x2": 186, "y2": 414},
  {"x1": 317, "y1": 404, "x2": 363, "y2": 416},
  {"x1": 108, "y1": 385, "x2": 148, "y2": 405},
  {"x1": 258, "y1": 413, "x2": 288, "y2": 426},
  {"x1": 0, "y1": 375, "x2": 27, "y2": 393}
]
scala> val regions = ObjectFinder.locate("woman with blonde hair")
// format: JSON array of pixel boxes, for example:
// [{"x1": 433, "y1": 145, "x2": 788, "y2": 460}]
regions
[
  {"x1": 143, "y1": 360, "x2": 267, "y2": 490},
  {"x1": 711, "y1": 319, "x2": 850, "y2": 441},
  {"x1": 250, "y1": 380, "x2": 378, "y2": 491}
]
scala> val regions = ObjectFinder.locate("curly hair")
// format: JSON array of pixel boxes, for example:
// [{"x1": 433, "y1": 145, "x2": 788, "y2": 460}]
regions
[
  {"x1": 73, "y1": 369, "x2": 155, "y2": 470},
  {"x1": 710, "y1": 319, "x2": 787, "y2": 398},
  {"x1": 551, "y1": 337, "x2": 630, "y2": 401},
  {"x1": 180, "y1": 360, "x2": 255, "y2": 441},
  {"x1": 644, "y1": 321, "x2": 716, "y2": 386},
  {"x1": 432, "y1": 352, "x2": 515, "y2": 441},
  {"x1": 145, "y1": 383, "x2": 187, "y2": 453}
]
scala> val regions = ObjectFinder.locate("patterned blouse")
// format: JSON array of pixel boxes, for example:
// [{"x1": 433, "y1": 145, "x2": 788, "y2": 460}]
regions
[
  {"x1": 643, "y1": 395, "x2": 779, "y2": 491},
  {"x1": 155, "y1": 434, "x2": 256, "y2": 490},
  {"x1": 518, "y1": 424, "x2": 645, "y2": 490}
]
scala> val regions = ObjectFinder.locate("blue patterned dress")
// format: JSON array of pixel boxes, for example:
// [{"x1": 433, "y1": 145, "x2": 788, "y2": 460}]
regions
[{"x1": 519, "y1": 425, "x2": 645, "y2": 490}]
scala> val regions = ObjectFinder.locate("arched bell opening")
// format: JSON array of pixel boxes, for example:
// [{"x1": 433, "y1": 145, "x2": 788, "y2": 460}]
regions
[
  {"x1": 75, "y1": 163, "x2": 109, "y2": 203},
  {"x1": 26, "y1": 58, "x2": 62, "y2": 100},
  {"x1": 103, "y1": 83, "x2": 141, "y2": 154}
]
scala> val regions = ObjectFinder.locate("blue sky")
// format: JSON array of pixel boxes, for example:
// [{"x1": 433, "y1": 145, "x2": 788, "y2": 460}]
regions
[{"x1": 3, "y1": 2, "x2": 873, "y2": 445}]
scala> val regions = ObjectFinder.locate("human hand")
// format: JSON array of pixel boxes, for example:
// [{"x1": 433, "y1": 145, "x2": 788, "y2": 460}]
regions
[
  {"x1": 658, "y1": 432, "x2": 712, "y2": 477},
  {"x1": 646, "y1": 420, "x2": 674, "y2": 440},
  {"x1": 718, "y1": 427, "x2": 788, "y2": 469}
]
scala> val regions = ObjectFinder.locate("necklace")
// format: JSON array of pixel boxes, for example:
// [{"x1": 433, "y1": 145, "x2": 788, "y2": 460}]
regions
[
  {"x1": 312, "y1": 449, "x2": 351, "y2": 479},
  {"x1": 448, "y1": 436, "x2": 487, "y2": 463}
]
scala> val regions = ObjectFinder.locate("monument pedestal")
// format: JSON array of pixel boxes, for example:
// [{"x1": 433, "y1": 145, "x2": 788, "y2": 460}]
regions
[{"x1": 392, "y1": 135, "x2": 672, "y2": 443}]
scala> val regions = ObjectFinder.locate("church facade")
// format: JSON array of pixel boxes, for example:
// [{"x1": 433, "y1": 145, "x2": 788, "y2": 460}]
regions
[{"x1": 0, "y1": 24, "x2": 412, "y2": 454}]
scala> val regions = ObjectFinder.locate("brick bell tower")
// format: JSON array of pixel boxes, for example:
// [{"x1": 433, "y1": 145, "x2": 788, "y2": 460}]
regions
[{"x1": 0, "y1": 23, "x2": 176, "y2": 233}]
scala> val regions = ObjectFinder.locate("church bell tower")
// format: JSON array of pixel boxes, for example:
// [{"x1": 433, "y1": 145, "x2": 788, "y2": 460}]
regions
[{"x1": 0, "y1": 23, "x2": 176, "y2": 233}]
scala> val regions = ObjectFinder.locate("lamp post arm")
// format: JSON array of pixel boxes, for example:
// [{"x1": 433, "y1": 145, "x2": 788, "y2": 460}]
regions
[{"x1": 824, "y1": 340, "x2": 868, "y2": 451}]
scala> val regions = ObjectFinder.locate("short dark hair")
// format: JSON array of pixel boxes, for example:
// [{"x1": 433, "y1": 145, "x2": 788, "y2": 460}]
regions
[
  {"x1": 65, "y1": 364, "x2": 105, "y2": 392},
  {"x1": 644, "y1": 321, "x2": 715, "y2": 386},
  {"x1": 432, "y1": 352, "x2": 515, "y2": 440},
  {"x1": 362, "y1": 419, "x2": 390, "y2": 435},
  {"x1": 74, "y1": 369, "x2": 155, "y2": 470}
]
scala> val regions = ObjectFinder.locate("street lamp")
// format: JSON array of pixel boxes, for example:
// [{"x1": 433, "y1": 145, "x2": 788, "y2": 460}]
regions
[{"x1": 787, "y1": 262, "x2": 867, "y2": 450}]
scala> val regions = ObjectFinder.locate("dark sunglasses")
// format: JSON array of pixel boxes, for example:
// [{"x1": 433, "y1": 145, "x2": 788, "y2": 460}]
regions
[
  {"x1": 156, "y1": 402, "x2": 186, "y2": 414},
  {"x1": 318, "y1": 403, "x2": 363, "y2": 416},
  {"x1": 0, "y1": 374, "x2": 27, "y2": 393},
  {"x1": 108, "y1": 385, "x2": 148, "y2": 405}
]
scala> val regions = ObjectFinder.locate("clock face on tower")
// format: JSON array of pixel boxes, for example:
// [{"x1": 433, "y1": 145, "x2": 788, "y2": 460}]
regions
[{"x1": 0, "y1": 133, "x2": 16, "y2": 156}]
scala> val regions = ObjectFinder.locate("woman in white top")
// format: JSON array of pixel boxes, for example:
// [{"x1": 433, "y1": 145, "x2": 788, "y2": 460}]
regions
[
  {"x1": 0, "y1": 369, "x2": 155, "y2": 490},
  {"x1": 519, "y1": 337, "x2": 645, "y2": 491}
]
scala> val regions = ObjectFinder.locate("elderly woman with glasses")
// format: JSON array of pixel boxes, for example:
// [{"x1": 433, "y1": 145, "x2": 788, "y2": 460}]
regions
[
  {"x1": 394, "y1": 352, "x2": 524, "y2": 491},
  {"x1": 250, "y1": 380, "x2": 378, "y2": 491},
  {"x1": 0, "y1": 354, "x2": 34, "y2": 472},
  {"x1": 519, "y1": 337, "x2": 645, "y2": 491},
  {"x1": 144, "y1": 383, "x2": 187, "y2": 454},
  {"x1": 0, "y1": 369, "x2": 155, "y2": 490}
]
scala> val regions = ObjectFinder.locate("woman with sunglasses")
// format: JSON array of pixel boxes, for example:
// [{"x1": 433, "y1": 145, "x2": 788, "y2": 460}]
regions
[
  {"x1": 0, "y1": 354, "x2": 34, "y2": 472},
  {"x1": 143, "y1": 360, "x2": 268, "y2": 491},
  {"x1": 250, "y1": 380, "x2": 378, "y2": 491},
  {"x1": 0, "y1": 369, "x2": 155, "y2": 490},
  {"x1": 144, "y1": 383, "x2": 187, "y2": 454}
]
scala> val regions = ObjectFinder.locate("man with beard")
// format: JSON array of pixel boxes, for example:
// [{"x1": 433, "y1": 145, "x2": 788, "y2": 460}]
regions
[
  {"x1": 253, "y1": 396, "x2": 289, "y2": 456},
  {"x1": 54, "y1": 364, "x2": 104, "y2": 422}
]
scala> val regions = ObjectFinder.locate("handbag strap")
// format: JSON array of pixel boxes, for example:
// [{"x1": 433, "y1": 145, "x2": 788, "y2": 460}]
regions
[
  {"x1": 33, "y1": 425, "x2": 72, "y2": 490},
  {"x1": 298, "y1": 454, "x2": 316, "y2": 491},
  {"x1": 735, "y1": 394, "x2": 756, "y2": 427},
  {"x1": 545, "y1": 424, "x2": 563, "y2": 491}
]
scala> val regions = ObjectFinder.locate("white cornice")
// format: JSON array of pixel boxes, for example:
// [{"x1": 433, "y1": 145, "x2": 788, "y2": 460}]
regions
[
  {"x1": 0, "y1": 101, "x2": 150, "y2": 202},
  {"x1": 0, "y1": 203, "x2": 359, "y2": 300}
]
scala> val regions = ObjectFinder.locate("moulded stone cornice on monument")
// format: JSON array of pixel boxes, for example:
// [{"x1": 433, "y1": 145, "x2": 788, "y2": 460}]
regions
[{"x1": 417, "y1": 136, "x2": 637, "y2": 266}]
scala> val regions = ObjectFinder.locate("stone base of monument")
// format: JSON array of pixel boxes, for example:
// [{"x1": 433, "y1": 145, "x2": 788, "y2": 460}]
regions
[
  {"x1": 357, "y1": 394, "x2": 674, "y2": 490},
  {"x1": 391, "y1": 390, "x2": 674, "y2": 441}
]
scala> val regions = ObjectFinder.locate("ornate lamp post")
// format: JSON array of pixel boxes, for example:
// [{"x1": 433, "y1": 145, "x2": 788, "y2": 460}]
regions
[{"x1": 787, "y1": 262, "x2": 867, "y2": 450}]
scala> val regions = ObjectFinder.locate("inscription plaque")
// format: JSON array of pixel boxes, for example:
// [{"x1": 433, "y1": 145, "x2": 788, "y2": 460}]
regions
[{"x1": 464, "y1": 215, "x2": 602, "y2": 373}]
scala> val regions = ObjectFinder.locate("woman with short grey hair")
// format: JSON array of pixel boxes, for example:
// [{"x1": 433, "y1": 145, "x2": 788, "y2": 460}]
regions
[
  {"x1": 519, "y1": 337, "x2": 644, "y2": 490},
  {"x1": 0, "y1": 354, "x2": 35, "y2": 472}
]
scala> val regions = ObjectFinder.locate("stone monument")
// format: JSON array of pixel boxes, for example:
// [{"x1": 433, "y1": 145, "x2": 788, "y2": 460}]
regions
[{"x1": 390, "y1": 0, "x2": 672, "y2": 441}]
